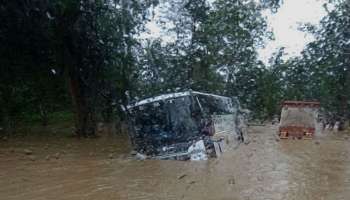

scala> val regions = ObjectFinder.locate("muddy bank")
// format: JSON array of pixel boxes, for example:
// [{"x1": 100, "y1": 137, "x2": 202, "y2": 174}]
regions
[{"x1": 1, "y1": 125, "x2": 350, "y2": 200}]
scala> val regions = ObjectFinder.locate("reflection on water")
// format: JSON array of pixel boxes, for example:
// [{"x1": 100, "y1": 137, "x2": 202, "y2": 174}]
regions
[{"x1": 1, "y1": 125, "x2": 350, "y2": 200}]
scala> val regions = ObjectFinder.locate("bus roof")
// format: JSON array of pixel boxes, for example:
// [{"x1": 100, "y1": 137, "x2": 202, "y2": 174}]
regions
[
  {"x1": 282, "y1": 101, "x2": 320, "y2": 107},
  {"x1": 127, "y1": 91, "x2": 232, "y2": 109}
]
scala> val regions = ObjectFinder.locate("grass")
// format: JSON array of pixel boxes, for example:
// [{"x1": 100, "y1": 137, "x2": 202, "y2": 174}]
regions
[
  {"x1": 6, "y1": 111, "x2": 75, "y2": 138},
  {"x1": 21, "y1": 110, "x2": 74, "y2": 125}
]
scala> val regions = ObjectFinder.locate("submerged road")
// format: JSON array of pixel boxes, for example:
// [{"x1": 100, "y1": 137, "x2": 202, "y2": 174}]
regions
[{"x1": 1, "y1": 124, "x2": 350, "y2": 200}]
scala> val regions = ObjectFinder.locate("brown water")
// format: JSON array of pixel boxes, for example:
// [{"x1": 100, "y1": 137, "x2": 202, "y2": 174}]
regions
[{"x1": 1, "y1": 125, "x2": 350, "y2": 200}]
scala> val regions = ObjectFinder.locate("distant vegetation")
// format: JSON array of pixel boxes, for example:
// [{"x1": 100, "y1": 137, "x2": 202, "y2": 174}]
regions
[{"x1": 0, "y1": 0, "x2": 349, "y2": 137}]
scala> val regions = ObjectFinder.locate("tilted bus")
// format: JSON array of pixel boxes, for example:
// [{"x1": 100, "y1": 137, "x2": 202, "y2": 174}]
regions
[{"x1": 126, "y1": 91, "x2": 246, "y2": 160}]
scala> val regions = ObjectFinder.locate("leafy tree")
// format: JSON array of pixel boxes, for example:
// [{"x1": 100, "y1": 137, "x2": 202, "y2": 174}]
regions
[
  {"x1": 0, "y1": 0, "x2": 158, "y2": 136},
  {"x1": 280, "y1": 0, "x2": 350, "y2": 121},
  {"x1": 0, "y1": 0, "x2": 66, "y2": 131},
  {"x1": 139, "y1": 0, "x2": 276, "y2": 113}
]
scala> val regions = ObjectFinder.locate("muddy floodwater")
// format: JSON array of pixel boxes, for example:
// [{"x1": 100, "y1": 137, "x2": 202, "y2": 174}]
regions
[{"x1": 1, "y1": 124, "x2": 350, "y2": 200}]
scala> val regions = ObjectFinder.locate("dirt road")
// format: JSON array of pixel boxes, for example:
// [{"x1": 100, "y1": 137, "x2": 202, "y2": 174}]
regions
[{"x1": 1, "y1": 124, "x2": 350, "y2": 200}]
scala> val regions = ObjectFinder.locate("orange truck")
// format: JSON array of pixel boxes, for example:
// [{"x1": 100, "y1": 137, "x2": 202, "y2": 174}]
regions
[{"x1": 279, "y1": 101, "x2": 320, "y2": 139}]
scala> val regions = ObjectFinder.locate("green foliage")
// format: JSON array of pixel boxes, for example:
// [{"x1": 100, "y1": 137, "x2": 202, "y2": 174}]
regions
[
  {"x1": 0, "y1": 0, "x2": 68, "y2": 130},
  {"x1": 0, "y1": 0, "x2": 158, "y2": 135},
  {"x1": 3, "y1": 0, "x2": 349, "y2": 136},
  {"x1": 271, "y1": 0, "x2": 350, "y2": 120},
  {"x1": 136, "y1": 0, "x2": 273, "y2": 114},
  {"x1": 21, "y1": 111, "x2": 73, "y2": 125}
]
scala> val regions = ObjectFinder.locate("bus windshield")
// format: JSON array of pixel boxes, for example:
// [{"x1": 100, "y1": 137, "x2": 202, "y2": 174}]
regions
[{"x1": 129, "y1": 96, "x2": 198, "y2": 155}]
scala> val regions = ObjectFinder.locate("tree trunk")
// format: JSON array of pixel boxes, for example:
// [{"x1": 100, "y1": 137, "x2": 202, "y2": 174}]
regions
[
  {"x1": 38, "y1": 103, "x2": 48, "y2": 126},
  {"x1": 68, "y1": 73, "x2": 96, "y2": 137},
  {"x1": 346, "y1": 67, "x2": 350, "y2": 121}
]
